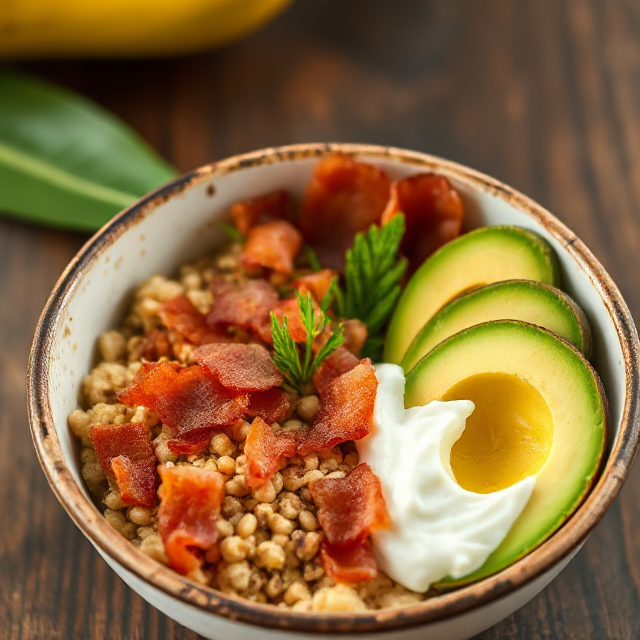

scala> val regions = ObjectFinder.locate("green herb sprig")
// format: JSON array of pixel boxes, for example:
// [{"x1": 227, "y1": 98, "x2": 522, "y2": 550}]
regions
[
  {"x1": 320, "y1": 276, "x2": 339, "y2": 313},
  {"x1": 303, "y1": 244, "x2": 322, "y2": 272},
  {"x1": 220, "y1": 222, "x2": 246, "y2": 244},
  {"x1": 335, "y1": 214, "x2": 407, "y2": 360},
  {"x1": 270, "y1": 291, "x2": 344, "y2": 393}
]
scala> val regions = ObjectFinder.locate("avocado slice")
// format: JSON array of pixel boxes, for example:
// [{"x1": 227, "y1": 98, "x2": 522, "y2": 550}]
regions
[
  {"x1": 405, "y1": 320, "x2": 606, "y2": 587},
  {"x1": 384, "y1": 226, "x2": 560, "y2": 364},
  {"x1": 401, "y1": 280, "x2": 592, "y2": 371}
]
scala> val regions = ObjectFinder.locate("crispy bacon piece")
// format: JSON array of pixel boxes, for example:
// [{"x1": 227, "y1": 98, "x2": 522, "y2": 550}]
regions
[
  {"x1": 167, "y1": 431, "x2": 218, "y2": 456},
  {"x1": 300, "y1": 360, "x2": 377, "y2": 454},
  {"x1": 297, "y1": 154, "x2": 391, "y2": 269},
  {"x1": 118, "y1": 360, "x2": 179, "y2": 410},
  {"x1": 141, "y1": 330, "x2": 172, "y2": 362},
  {"x1": 311, "y1": 346, "x2": 361, "y2": 396},
  {"x1": 209, "y1": 276, "x2": 235, "y2": 298},
  {"x1": 320, "y1": 540, "x2": 378, "y2": 583},
  {"x1": 193, "y1": 343, "x2": 282, "y2": 392},
  {"x1": 232, "y1": 189, "x2": 292, "y2": 235},
  {"x1": 158, "y1": 465, "x2": 225, "y2": 576},
  {"x1": 118, "y1": 362, "x2": 248, "y2": 454},
  {"x1": 381, "y1": 173, "x2": 464, "y2": 273},
  {"x1": 342, "y1": 319, "x2": 368, "y2": 357},
  {"x1": 309, "y1": 463, "x2": 389, "y2": 546},
  {"x1": 133, "y1": 360, "x2": 181, "y2": 383},
  {"x1": 293, "y1": 269, "x2": 337, "y2": 304},
  {"x1": 241, "y1": 220, "x2": 303, "y2": 275},
  {"x1": 247, "y1": 388, "x2": 294, "y2": 424},
  {"x1": 159, "y1": 295, "x2": 233, "y2": 346},
  {"x1": 244, "y1": 417, "x2": 299, "y2": 488},
  {"x1": 110, "y1": 456, "x2": 156, "y2": 507},
  {"x1": 311, "y1": 464, "x2": 387, "y2": 584},
  {"x1": 135, "y1": 362, "x2": 157, "y2": 379},
  {"x1": 91, "y1": 423, "x2": 156, "y2": 507},
  {"x1": 207, "y1": 278, "x2": 279, "y2": 333}
]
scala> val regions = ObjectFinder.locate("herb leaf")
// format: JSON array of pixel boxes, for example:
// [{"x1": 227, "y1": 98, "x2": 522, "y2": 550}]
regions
[
  {"x1": 0, "y1": 69, "x2": 177, "y2": 232},
  {"x1": 270, "y1": 314, "x2": 304, "y2": 388},
  {"x1": 336, "y1": 215, "x2": 407, "y2": 359},
  {"x1": 320, "y1": 276, "x2": 339, "y2": 314},
  {"x1": 270, "y1": 291, "x2": 344, "y2": 393},
  {"x1": 303, "y1": 244, "x2": 322, "y2": 272},
  {"x1": 312, "y1": 328, "x2": 345, "y2": 376},
  {"x1": 220, "y1": 222, "x2": 246, "y2": 243}
]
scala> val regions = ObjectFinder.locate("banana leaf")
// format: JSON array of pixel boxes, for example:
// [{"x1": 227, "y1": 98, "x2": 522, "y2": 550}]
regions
[{"x1": 0, "y1": 68, "x2": 177, "y2": 232}]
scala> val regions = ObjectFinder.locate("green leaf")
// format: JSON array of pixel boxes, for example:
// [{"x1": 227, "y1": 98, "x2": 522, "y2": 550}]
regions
[
  {"x1": 220, "y1": 222, "x2": 246, "y2": 244},
  {"x1": 311, "y1": 323, "x2": 344, "y2": 376},
  {"x1": 320, "y1": 276, "x2": 338, "y2": 313},
  {"x1": 0, "y1": 69, "x2": 177, "y2": 232},
  {"x1": 270, "y1": 312, "x2": 303, "y2": 391},
  {"x1": 297, "y1": 291, "x2": 316, "y2": 338},
  {"x1": 303, "y1": 244, "x2": 322, "y2": 272},
  {"x1": 297, "y1": 291, "x2": 316, "y2": 378},
  {"x1": 270, "y1": 293, "x2": 344, "y2": 392},
  {"x1": 360, "y1": 334, "x2": 385, "y2": 361},
  {"x1": 336, "y1": 214, "x2": 407, "y2": 357},
  {"x1": 365, "y1": 284, "x2": 402, "y2": 336}
]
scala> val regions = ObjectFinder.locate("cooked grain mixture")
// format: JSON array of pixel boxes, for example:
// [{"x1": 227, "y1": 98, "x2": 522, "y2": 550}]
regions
[{"x1": 69, "y1": 243, "x2": 423, "y2": 612}]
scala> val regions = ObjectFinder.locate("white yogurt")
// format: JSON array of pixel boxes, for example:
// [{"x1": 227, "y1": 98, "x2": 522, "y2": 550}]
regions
[{"x1": 356, "y1": 364, "x2": 536, "y2": 593}]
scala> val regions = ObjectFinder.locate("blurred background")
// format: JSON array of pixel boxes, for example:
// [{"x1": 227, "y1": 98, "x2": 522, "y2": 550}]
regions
[{"x1": 2, "y1": 0, "x2": 640, "y2": 638}]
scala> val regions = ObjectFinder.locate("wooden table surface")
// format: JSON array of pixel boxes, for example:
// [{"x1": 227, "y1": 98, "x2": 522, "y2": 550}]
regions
[{"x1": 3, "y1": 0, "x2": 640, "y2": 637}]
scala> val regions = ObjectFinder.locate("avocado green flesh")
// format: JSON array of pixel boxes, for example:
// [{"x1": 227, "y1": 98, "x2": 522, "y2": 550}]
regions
[
  {"x1": 404, "y1": 320, "x2": 606, "y2": 587},
  {"x1": 401, "y1": 280, "x2": 592, "y2": 371},
  {"x1": 384, "y1": 226, "x2": 560, "y2": 365}
]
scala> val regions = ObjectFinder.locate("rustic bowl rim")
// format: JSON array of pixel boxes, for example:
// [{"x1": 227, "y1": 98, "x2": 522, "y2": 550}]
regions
[{"x1": 27, "y1": 142, "x2": 640, "y2": 634}]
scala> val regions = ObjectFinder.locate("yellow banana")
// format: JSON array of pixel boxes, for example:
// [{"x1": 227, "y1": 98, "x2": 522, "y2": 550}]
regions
[{"x1": 0, "y1": 0, "x2": 293, "y2": 58}]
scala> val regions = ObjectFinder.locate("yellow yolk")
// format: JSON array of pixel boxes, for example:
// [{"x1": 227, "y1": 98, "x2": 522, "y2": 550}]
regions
[{"x1": 445, "y1": 373, "x2": 554, "y2": 494}]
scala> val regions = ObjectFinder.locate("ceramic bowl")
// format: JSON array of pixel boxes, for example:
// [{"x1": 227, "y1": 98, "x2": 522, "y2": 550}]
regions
[{"x1": 28, "y1": 143, "x2": 640, "y2": 640}]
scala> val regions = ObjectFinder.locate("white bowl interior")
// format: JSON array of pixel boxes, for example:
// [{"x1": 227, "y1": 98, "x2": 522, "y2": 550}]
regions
[{"x1": 48, "y1": 155, "x2": 625, "y2": 509}]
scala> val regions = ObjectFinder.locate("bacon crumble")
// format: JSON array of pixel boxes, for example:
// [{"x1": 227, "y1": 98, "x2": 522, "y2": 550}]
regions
[
  {"x1": 141, "y1": 330, "x2": 172, "y2": 362},
  {"x1": 311, "y1": 346, "x2": 361, "y2": 395},
  {"x1": 297, "y1": 154, "x2": 391, "y2": 269},
  {"x1": 244, "y1": 417, "x2": 299, "y2": 489},
  {"x1": 293, "y1": 269, "x2": 337, "y2": 304},
  {"x1": 300, "y1": 360, "x2": 377, "y2": 454},
  {"x1": 246, "y1": 388, "x2": 294, "y2": 424},
  {"x1": 207, "y1": 278, "x2": 279, "y2": 333},
  {"x1": 90, "y1": 423, "x2": 157, "y2": 507},
  {"x1": 193, "y1": 343, "x2": 283, "y2": 392},
  {"x1": 381, "y1": 173, "x2": 464, "y2": 273},
  {"x1": 158, "y1": 465, "x2": 225, "y2": 576},
  {"x1": 241, "y1": 220, "x2": 303, "y2": 275},
  {"x1": 319, "y1": 539, "x2": 379, "y2": 583},
  {"x1": 232, "y1": 189, "x2": 292, "y2": 235},
  {"x1": 159, "y1": 294, "x2": 233, "y2": 346},
  {"x1": 310, "y1": 464, "x2": 389, "y2": 583},
  {"x1": 309, "y1": 463, "x2": 389, "y2": 546},
  {"x1": 118, "y1": 362, "x2": 248, "y2": 455}
]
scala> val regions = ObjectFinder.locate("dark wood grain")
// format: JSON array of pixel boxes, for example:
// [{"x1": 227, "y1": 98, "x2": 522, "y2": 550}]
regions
[{"x1": 2, "y1": 0, "x2": 640, "y2": 637}]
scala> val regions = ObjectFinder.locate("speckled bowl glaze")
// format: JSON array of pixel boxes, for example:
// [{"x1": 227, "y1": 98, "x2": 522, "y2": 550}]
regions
[{"x1": 28, "y1": 144, "x2": 640, "y2": 640}]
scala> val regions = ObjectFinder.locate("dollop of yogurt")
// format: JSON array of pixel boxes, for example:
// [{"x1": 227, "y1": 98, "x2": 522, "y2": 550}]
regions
[{"x1": 356, "y1": 364, "x2": 536, "y2": 593}]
